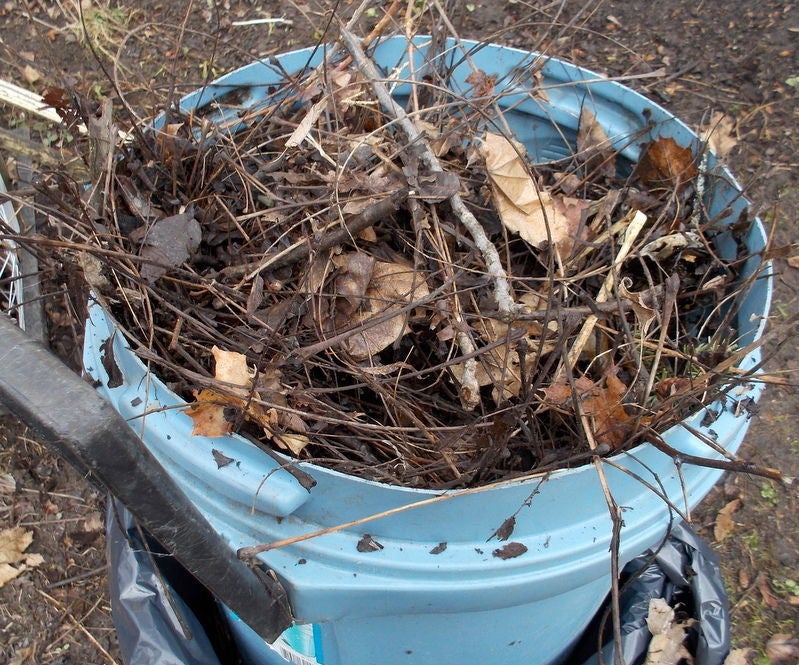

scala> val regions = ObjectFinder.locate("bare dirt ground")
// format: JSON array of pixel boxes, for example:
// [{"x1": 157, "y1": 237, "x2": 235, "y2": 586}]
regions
[{"x1": 0, "y1": 1, "x2": 797, "y2": 664}]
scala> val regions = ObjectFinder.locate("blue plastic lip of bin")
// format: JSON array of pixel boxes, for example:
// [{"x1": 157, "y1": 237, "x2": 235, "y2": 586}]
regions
[{"x1": 86, "y1": 37, "x2": 772, "y2": 622}]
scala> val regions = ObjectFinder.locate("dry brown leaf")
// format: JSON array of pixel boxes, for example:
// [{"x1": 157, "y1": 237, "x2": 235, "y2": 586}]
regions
[
  {"x1": 0, "y1": 527, "x2": 43, "y2": 589},
  {"x1": 540, "y1": 382, "x2": 573, "y2": 406},
  {"x1": 723, "y1": 648, "x2": 752, "y2": 665},
  {"x1": 620, "y1": 279, "x2": 658, "y2": 336},
  {"x1": 756, "y1": 573, "x2": 780, "y2": 608},
  {"x1": 185, "y1": 349, "x2": 309, "y2": 454},
  {"x1": 465, "y1": 69, "x2": 497, "y2": 98},
  {"x1": 186, "y1": 347, "x2": 253, "y2": 437},
  {"x1": 637, "y1": 136, "x2": 698, "y2": 190},
  {"x1": 332, "y1": 252, "x2": 375, "y2": 309},
  {"x1": 187, "y1": 388, "x2": 235, "y2": 438},
  {"x1": 273, "y1": 432, "x2": 311, "y2": 456},
  {"x1": 450, "y1": 320, "x2": 522, "y2": 404},
  {"x1": 641, "y1": 231, "x2": 703, "y2": 261},
  {"x1": 285, "y1": 97, "x2": 328, "y2": 148},
  {"x1": 338, "y1": 258, "x2": 429, "y2": 360},
  {"x1": 654, "y1": 376, "x2": 694, "y2": 399},
  {"x1": 579, "y1": 372, "x2": 633, "y2": 449},
  {"x1": 539, "y1": 372, "x2": 633, "y2": 448},
  {"x1": 765, "y1": 634, "x2": 799, "y2": 663},
  {"x1": 786, "y1": 255, "x2": 799, "y2": 269},
  {"x1": 700, "y1": 112, "x2": 738, "y2": 159},
  {"x1": 135, "y1": 210, "x2": 202, "y2": 282},
  {"x1": 577, "y1": 107, "x2": 616, "y2": 179},
  {"x1": 481, "y1": 132, "x2": 587, "y2": 253},
  {"x1": 714, "y1": 497, "x2": 742, "y2": 541}
]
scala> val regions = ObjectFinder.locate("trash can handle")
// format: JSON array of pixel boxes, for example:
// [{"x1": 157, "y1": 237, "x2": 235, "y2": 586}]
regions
[{"x1": 0, "y1": 313, "x2": 293, "y2": 642}]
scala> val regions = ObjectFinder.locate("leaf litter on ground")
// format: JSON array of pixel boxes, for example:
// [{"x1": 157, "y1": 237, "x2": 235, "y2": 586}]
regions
[{"x1": 20, "y1": 24, "x2": 773, "y2": 489}]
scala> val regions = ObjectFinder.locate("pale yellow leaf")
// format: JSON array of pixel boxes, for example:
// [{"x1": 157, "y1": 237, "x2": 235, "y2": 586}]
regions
[
  {"x1": 22, "y1": 65, "x2": 42, "y2": 84},
  {"x1": 0, "y1": 527, "x2": 42, "y2": 589},
  {"x1": 0, "y1": 527, "x2": 33, "y2": 564},
  {"x1": 285, "y1": 97, "x2": 328, "y2": 148},
  {"x1": 272, "y1": 432, "x2": 310, "y2": 456},
  {"x1": 211, "y1": 346, "x2": 251, "y2": 393}
]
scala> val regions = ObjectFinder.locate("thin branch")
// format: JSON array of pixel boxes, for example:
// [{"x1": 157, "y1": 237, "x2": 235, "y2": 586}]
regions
[{"x1": 338, "y1": 24, "x2": 517, "y2": 318}]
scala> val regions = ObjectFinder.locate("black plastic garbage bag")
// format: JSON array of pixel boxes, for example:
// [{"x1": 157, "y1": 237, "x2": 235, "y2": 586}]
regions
[
  {"x1": 106, "y1": 497, "x2": 227, "y2": 665},
  {"x1": 576, "y1": 521, "x2": 730, "y2": 665},
  {"x1": 107, "y1": 502, "x2": 729, "y2": 665}
]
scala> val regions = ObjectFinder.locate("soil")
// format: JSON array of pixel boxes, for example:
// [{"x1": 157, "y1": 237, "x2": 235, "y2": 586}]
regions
[{"x1": 0, "y1": 1, "x2": 797, "y2": 664}]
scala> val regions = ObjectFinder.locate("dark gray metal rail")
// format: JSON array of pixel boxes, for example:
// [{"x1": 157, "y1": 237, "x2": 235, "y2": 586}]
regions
[{"x1": 0, "y1": 314, "x2": 292, "y2": 643}]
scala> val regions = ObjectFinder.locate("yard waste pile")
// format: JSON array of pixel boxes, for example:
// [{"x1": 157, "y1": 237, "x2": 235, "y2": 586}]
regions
[{"x1": 11, "y1": 13, "x2": 775, "y2": 665}]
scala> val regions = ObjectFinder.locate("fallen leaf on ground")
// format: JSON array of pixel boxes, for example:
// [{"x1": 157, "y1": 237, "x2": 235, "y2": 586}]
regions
[
  {"x1": 480, "y1": 132, "x2": 588, "y2": 254},
  {"x1": 714, "y1": 498, "x2": 742, "y2": 541},
  {"x1": 765, "y1": 634, "x2": 799, "y2": 663},
  {"x1": 636, "y1": 136, "x2": 698, "y2": 190},
  {"x1": 722, "y1": 648, "x2": 752, "y2": 665},
  {"x1": 756, "y1": 572, "x2": 780, "y2": 608},
  {"x1": 22, "y1": 64, "x2": 42, "y2": 84},
  {"x1": 700, "y1": 112, "x2": 738, "y2": 159},
  {"x1": 0, "y1": 527, "x2": 44, "y2": 589},
  {"x1": 787, "y1": 255, "x2": 799, "y2": 269}
]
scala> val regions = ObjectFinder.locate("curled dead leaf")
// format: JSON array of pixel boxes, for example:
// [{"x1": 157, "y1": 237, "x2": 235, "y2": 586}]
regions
[
  {"x1": 636, "y1": 136, "x2": 698, "y2": 190},
  {"x1": 577, "y1": 107, "x2": 616, "y2": 179},
  {"x1": 334, "y1": 257, "x2": 429, "y2": 360},
  {"x1": 480, "y1": 132, "x2": 589, "y2": 255},
  {"x1": 620, "y1": 278, "x2": 658, "y2": 336},
  {"x1": 135, "y1": 210, "x2": 202, "y2": 282},
  {"x1": 714, "y1": 498, "x2": 742, "y2": 541}
]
